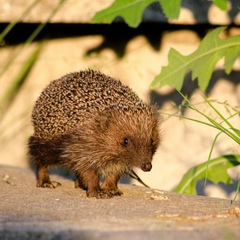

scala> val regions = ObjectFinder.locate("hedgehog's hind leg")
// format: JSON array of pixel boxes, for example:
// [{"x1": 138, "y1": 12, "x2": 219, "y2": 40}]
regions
[
  {"x1": 36, "y1": 165, "x2": 61, "y2": 188},
  {"x1": 28, "y1": 136, "x2": 61, "y2": 188}
]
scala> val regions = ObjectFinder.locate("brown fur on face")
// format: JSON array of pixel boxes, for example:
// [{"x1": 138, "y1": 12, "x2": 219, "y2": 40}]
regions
[{"x1": 28, "y1": 70, "x2": 160, "y2": 198}]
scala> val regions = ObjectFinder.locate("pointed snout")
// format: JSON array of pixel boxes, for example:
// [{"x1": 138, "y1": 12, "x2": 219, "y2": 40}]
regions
[{"x1": 141, "y1": 162, "x2": 152, "y2": 172}]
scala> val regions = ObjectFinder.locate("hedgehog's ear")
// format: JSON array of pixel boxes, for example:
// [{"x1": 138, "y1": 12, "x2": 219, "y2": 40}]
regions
[{"x1": 98, "y1": 111, "x2": 111, "y2": 131}]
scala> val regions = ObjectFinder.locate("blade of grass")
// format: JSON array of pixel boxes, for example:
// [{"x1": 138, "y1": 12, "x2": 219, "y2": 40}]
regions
[
  {"x1": 159, "y1": 108, "x2": 240, "y2": 136},
  {"x1": 0, "y1": 0, "x2": 39, "y2": 42},
  {"x1": 0, "y1": 43, "x2": 43, "y2": 111},
  {"x1": 231, "y1": 180, "x2": 240, "y2": 204},
  {"x1": 204, "y1": 131, "x2": 222, "y2": 185},
  {"x1": 177, "y1": 90, "x2": 240, "y2": 144},
  {"x1": 199, "y1": 93, "x2": 240, "y2": 140},
  {"x1": 200, "y1": 92, "x2": 236, "y2": 131},
  {"x1": 0, "y1": 0, "x2": 66, "y2": 78},
  {"x1": 220, "y1": 112, "x2": 240, "y2": 124},
  {"x1": 231, "y1": 128, "x2": 240, "y2": 137},
  {"x1": 158, "y1": 110, "x2": 219, "y2": 129},
  {"x1": 202, "y1": 114, "x2": 240, "y2": 143}
]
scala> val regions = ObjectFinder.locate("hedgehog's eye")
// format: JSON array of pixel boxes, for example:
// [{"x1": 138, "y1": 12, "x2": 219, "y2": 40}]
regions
[{"x1": 122, "y1": 137, "x2": 130, "y2": 146}]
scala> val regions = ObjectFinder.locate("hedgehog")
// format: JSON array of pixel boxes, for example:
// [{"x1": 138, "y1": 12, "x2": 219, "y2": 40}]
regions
[{"x1": 28, "y1": 69, "x2": 160, "y2": 198}]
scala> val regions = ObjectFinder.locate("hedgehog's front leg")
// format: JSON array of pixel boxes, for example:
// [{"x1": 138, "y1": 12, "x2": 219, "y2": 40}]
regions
[
  {"x1": 75, "y1": 169, "x2": 112, "y2": 199},
  {"x1": 101, "y1": 173, "x2": 123, "y2": 196},
  {"x1": 36, "y1": 165, "x2": 61, "y2": 188}
]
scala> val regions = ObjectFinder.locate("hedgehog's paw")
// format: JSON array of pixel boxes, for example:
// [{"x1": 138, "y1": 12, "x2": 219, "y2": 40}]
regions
[
  {"x1": 37, "y1": 181, "x2": 61, "y2": 189},
  {"x1": 102, "y1": 188, "x2": 123, "y2": 197},
  {"x1": 87, "y1": 189, "x2": 113, "y2": 199}
]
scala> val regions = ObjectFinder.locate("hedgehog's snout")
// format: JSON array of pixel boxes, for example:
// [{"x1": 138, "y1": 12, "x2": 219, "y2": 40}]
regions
[{"x1": 141, "y1": 162, "x2": 152, "y2": 172}]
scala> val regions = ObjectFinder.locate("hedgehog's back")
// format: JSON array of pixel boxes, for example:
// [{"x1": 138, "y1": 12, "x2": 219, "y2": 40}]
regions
[{"x1": 32, "y1": 70, "x2": 146, "y2": 139}]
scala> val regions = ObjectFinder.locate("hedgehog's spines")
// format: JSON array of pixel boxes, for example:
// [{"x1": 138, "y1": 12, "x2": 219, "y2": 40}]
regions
[{"x1": 32, "y1": 69, "x2": 149, "y2": 140}]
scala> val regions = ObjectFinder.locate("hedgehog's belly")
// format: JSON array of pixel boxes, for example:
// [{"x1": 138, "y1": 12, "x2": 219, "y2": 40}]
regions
[{"x1": 98, "y1": 162, "x2": 130, "y2": 176}]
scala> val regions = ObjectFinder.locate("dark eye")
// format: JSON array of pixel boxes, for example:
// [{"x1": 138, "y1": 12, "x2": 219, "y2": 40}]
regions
[{"x1": 122, "y1": 137, "x2": 130, "y2": 146}]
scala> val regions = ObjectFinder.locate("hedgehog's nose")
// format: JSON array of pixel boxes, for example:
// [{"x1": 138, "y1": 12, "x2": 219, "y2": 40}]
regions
[{"x1": 141, "y1": 162, "x2": 152, "y2": 172}]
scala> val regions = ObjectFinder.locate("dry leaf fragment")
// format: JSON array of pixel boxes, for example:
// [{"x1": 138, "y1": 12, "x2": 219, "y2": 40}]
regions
[
  {"x1": 2, "y1": 175, "x2": 16, "y2": 186},
  {"x1": 228, "y1": 207, "x2": 240, "y2": 218},
  {"x1": 150, "y1": 195, "x2": 170, "y2": 201}
]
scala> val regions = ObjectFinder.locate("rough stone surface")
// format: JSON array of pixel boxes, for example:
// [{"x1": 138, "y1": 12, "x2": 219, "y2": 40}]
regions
[{"x1": 0, "y1": 165, "x2": 240, "y2": 240}]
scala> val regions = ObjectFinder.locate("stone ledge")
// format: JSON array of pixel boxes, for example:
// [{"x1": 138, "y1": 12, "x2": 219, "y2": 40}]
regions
[{"x1": 0, "y1": 165, "x2": 239, "y2": 240}]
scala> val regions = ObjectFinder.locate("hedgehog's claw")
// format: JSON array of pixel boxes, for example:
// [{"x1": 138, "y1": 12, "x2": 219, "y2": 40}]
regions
[
  {"x1": 87, "y1": 189, "x2": 113, "y2": 199},
  {"x1": 37, "y1": 181, "x2": 61, "y2": 189},
  {"x1": 102, "y1": 188, "x2": 123, "y2": 197}
]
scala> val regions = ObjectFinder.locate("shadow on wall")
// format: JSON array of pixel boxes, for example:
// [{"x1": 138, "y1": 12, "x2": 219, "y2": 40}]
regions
[
  {"x1": 145, "y1": 0, "x2": 240, "y2": 24},
  {"x1": 1, "y1": 23, "x2": 208, "y2": 56},
  {"x1": 149, "y1": 69, "x2": 240, "y2": 109},
  {"x1": 197, "y1": 179, "x2": 239, "y2": 199}
]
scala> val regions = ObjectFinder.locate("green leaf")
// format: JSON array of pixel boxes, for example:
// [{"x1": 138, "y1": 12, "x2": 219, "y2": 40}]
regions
[
  {"x1": 91, "y1": 0, "x2": 158, "y2": 27},
  {"x1": 90, "y1": 0, "x2": 228, "y2": 27},
  {"x1": 160, "y1": 0, "x2": 181, "y2": 19},
  {"x1": 224, "y1": 46, "x2": 240, "y2": 74},
  {"x1": 212, "y1": 0, "x2": 228, "y2": 11},
  {"x1": 90, "y1": 0, "x2": 181, "y2": 27},
  {"x1": 150, "y1": 27, "x2": 240, "y2": 91},
  {"x1": 173, "y1": 155, "x2": 240, "y2": 195}
]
